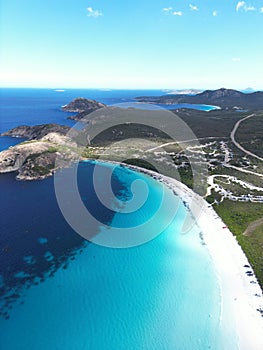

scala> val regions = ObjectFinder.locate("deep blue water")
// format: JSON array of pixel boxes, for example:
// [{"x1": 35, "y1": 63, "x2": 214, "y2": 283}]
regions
[
  {"x1": 0, "y1": 89, "x2": 234, "y2": 349},
  {"x1": 0, "y1": 88, "x2": 218, "y2": 151},
  {"x1": 0, "y1": 88, "x2": 164, "y2": 132},
  {"x1": 0, "y1": 88, "x2": 157, "y2": 150}
]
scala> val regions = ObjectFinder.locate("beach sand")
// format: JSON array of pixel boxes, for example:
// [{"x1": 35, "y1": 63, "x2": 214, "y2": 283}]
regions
[{"x1": 123, "y1": 164, "x2": 263, "y2": 350}]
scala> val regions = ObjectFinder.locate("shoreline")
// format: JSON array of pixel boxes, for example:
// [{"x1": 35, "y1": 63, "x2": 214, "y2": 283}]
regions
[{"x1": 117, "y1": 162, "x2": 263, "y2": 349}]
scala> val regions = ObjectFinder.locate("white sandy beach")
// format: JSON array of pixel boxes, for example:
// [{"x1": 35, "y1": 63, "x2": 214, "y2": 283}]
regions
[{"x1": 124, "y1": 164, "x2": 263, "y2": 350}]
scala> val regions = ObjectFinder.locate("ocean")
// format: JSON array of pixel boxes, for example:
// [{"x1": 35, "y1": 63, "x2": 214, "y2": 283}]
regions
[
  {"x1": 0, "y1": 88, "x2": 218, "y2": 151},
  {"x1": 0, "y1": 88, "x2": 231, "y2": 349}
]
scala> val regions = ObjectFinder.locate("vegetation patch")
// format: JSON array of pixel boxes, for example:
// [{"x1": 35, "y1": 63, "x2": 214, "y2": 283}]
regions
[
  {"x1": 214, "y1": 200, "x2": 263, "y2": 288},
  {"x1": 48, "y1": 146, "x2": 58, "y2": 153}
]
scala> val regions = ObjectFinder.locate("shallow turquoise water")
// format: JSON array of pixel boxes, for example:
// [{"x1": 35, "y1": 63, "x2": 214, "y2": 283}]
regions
[{"x1": 0, "y1": 162, "x2": 225, "y2": 349}]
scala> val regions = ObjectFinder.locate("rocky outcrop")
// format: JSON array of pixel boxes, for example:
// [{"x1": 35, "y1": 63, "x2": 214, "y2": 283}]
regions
[
  {"x1": 17, "y1": 151, "x2": 58, "y2": 180},
  {"x1": 62, "y1": 98, "x2": 105, "y2": 113},
  {"x1": 0, "y1": 128, "x2": 80, "y2": 180},
  {"x1": 62, "y1": 98, "x2": 106, "y2": 121},
  {"x1": 0, "y1": 142, "x2": 51, "y2": 174},
  {"x1": 16, "y1": 148, "x2": 79, "y2": 180}
]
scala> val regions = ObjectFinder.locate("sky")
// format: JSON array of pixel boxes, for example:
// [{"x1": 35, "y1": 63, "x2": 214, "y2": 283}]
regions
[{"x1": 0, "y1": 0, "x2": 263, "y2": 89}]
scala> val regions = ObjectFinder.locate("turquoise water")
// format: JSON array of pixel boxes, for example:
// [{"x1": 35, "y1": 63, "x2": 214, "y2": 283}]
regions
[
  {"x1": 0, "y1": 89, "x2": 230, "y2": 349},
  {"x1": 0, "y1": 162, "x2": 223, "y2": 349}
]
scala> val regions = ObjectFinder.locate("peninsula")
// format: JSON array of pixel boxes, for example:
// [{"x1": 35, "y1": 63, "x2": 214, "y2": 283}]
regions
[
  {"x1": 62, "y1": 97, "x2": 106, "y2": 121},
  {"x1": 136, "y1": 88, "x2": 263, "y2": 110}
]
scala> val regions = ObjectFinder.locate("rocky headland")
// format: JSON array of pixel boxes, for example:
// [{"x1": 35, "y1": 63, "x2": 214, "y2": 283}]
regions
[
  {"x1": 0, "y1": 124, "x2": 79, "y2": 180},
  {"x1": 1, "y1": 123, "x2": 71, "y2": 139}
]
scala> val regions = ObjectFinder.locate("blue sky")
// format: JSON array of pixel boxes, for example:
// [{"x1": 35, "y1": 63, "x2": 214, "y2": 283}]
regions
[{"x1": 0, "y1": 0, "x2": 263, "y2": 89}]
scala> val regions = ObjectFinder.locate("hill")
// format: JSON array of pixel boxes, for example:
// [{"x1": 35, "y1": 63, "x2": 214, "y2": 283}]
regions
[
  {"x1": 136, "y1": 88, "x2": 263, "y2": 109},
  {"x1": 62, "y1": 98, "x2": 106, "y2": 120}
]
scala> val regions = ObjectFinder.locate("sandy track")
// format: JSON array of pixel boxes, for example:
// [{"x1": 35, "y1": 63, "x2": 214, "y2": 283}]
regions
[
  {"x1": 230, "y1": 114, "x2": 263, "y2": 162},
  {"x1": 244, "y1": 218, "x2": 263, "y2": 236}
]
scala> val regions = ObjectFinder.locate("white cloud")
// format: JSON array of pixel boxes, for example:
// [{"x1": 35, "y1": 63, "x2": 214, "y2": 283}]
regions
[
  {"x1": 173, "y1": 11, "x2": 183, "y2": 16},
  {"x1": 236, "y1": 1, "x2": 246, "y2": 11},
  {"x1": 189, "y1": 4, "x2": 198, "y2": 11},
  {"x1": 232, "y1": 57, "x2": 241, "y2": 62},
  {"x1": 212, "y1": 10, "x2": 218, "y2": 17},
  {"x1": 260, "y1": 7, "x2": 263, "y2": 12},
  {"x1": 162, "y1": 7, "x2": 183, "y2": 16},
  {"x1": 245, "y1": 5, "x2": 256, "y2": 11},
  {"x1": 162, "y1": 7, "x2": 173, "y2": 13},
  {"x1": 87, "y1": 7, "x2": 103, "y2": 18},
  {"x1": 236, "y1": 2, "x2": 256, "y2": 12}
]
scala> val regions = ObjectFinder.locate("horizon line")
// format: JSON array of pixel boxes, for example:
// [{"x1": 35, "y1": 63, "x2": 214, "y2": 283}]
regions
[{"x1": 0, "y1": 86, "x2": 262, "y2": 91}]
